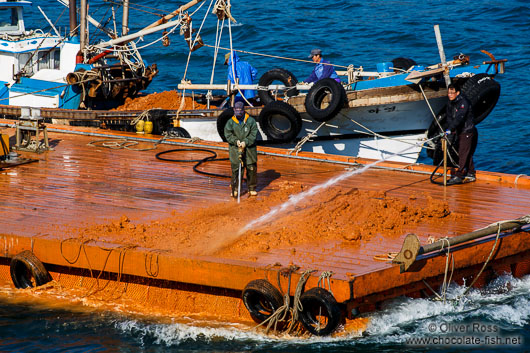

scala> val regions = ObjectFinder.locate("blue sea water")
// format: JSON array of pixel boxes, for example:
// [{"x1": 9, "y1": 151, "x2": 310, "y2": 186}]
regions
[{"x1": 2, "y1": 0, "x2": 529, "y2": 351}]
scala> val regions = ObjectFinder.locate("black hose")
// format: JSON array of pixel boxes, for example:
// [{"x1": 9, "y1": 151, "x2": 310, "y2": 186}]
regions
[
  {"x1": 429, "y1": 159, "x2": 446, "y2": 185},
  {"x1": 155, "y1": 148, "x2": 231, "y2": 179},
  {"x1": 429, "y1": 135, "x2": 460, "y2": 185}
]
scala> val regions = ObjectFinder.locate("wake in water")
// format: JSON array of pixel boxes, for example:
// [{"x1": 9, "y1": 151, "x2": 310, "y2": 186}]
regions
[{"x1": 111, "y1": 274, "x2": 530, "y2": 349}]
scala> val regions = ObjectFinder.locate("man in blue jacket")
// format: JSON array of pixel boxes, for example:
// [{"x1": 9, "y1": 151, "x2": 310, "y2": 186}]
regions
[
  {"x1": 225, "y1": 52, "x2": 258, "y2": 104},
  {"x1": 304, "y1": 48, "x2": 341, "y2": 83}
]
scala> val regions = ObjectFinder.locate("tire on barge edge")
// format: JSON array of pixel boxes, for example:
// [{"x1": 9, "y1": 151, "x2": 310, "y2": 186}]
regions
[
  {"x1": 298, "y1": 287, "x2": 342, "y2": 336},
  {"x1": 10, "y1": 250, "x2": 52, "y2": 289},
  {"x1": 242, "y1": 279, "x2": 284, "y2": 323}
]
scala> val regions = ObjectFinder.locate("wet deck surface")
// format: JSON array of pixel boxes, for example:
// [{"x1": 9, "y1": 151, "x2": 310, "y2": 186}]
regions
[{"x1": 1, "y1": 127, "x2": 529, "y2": 280}]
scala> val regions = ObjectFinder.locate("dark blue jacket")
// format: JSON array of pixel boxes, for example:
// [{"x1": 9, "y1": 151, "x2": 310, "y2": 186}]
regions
[
  {"x1": 305, "y1": 59, "x2": 341, "y2": 83},
  {"x1": 227, "y1": 52, "x2": 258, "y2": 99},
  {"x1": 445, "y1": 94, "x2": 475, "y2": 134}
]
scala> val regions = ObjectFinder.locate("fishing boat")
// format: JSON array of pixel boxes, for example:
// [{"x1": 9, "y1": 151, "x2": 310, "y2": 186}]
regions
[
  {"x1": 174, "y1": 41, "x2": 505, "y2": 164},
  {"x1": 0, "y1": 0, "x2": 157, "y2": 110},
  {"x1": 0, "y1": 0, "x2": 506, "y2": 165}
]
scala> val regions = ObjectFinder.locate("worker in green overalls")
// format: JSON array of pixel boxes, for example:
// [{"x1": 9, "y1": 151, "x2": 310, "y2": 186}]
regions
[{"x1": 224, "y1": 101, "x2": 258, "y2": 197}]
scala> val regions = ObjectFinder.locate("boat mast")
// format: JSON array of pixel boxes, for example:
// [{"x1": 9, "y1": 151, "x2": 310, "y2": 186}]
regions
[
  {"x1": 434, "y1": 25, "x2": 451, "y2": 88},
  {"x1": 122, "y1": 0, "x2": 129, "y2": 35},
  {"x1": 69, "y1": 0, "x2": 77, "y2": 37},
  {"x1": 80, "y1": 0, "x2": 87, "y2": 55}
]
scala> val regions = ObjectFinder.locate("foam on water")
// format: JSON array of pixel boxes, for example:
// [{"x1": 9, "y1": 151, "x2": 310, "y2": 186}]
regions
[
  {"x1": 109, "y1": 275, "x2": 530, "y2": 348},
  {"x1": 358, "y1": 274, "x2": 530, "y2": 345}
]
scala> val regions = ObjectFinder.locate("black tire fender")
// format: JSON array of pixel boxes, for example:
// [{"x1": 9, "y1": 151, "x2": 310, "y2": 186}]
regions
[
  {"x1": 298, "y1": 287, "x2": 342, "y2": 336},
  {"x1": 216, "y1": 108, "x2": 234, "y2": 142},
  {"x1": 391, "y1": 57, "x2": 417, "y2": 71},
  {"x1": 10, "y1": 250, "x2": 52, "y2": 289},
  {"x1": 242, "y1": 279, "x2": 284, "y2": 323},
  {"x1": 258, "y1": 101, "x2": 302, "y2": 143},
  {"x1": 460, "y1": 73, "x2": 501, "y2": 124},
  {"x1": 304, "y1": 78, "x2": 346, "y2": 122},
  {"x1": 167, "y1": 126, "x2": 191, "y2": 138},
  {"x1": 258, "y1": 68, "x2": 299, "y2": 105}
]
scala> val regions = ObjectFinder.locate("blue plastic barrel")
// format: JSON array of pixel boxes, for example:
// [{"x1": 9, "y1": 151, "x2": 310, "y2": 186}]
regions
[{"x1": 376, "y1": 62, "x2": 393, "y2": 72}]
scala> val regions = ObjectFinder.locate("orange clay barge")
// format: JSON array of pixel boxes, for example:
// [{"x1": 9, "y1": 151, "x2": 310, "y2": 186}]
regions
[{"x1": 1, "y1": 123, "x2": 530, "y2": 337}]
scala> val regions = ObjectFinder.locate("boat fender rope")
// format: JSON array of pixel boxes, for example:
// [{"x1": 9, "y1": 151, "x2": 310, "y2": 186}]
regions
[
  {"x1": 254, "y1": 267, "x2": 295, "y2": 333},
  {"x1": 515, "y1": 174, "x2": 528, "y2": 186},
  {"x1": 317, "y1": 271, "x2": 334, "y2": 296},
  {"x1": 460, "y1": 223, "x2": 502, "y2": 297},
  {"x1": 288, "y1": 269, "x2": 316, "y2": 334},
  {"x1": 289, "y1": 121, "x2": 326, "y2": 155}
]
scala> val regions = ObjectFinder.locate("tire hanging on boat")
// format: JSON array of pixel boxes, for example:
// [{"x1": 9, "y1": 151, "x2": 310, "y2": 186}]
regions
[
  {"x1": 460, "y1": 73, "x2": 501, "y2": 124},
  {"x1": 298, "y1": 287, "x2": 342, "y2": 336},
  {"x1": 167, "y1": 126, "x2": 191, "y2": 138},
  {"x1": 258, "y1": 101, "x2": 302, "y2": 143},
  {"x1": 216, "y1": 108, "x2": 234, "y2": 142},
  {"x1": 10, "y1": 250, "x2": 52, "y2": 289},
  {"x1": 242, "y1": 279, "x2": 284, "y2": 323},
  {"x1": 391, "y1": 57, "x2": 417, "y2": 71},
  {"x1": 304, "y1": 78, "x2": 346, "y2": 122},
  {"x1": 258, "y1": 68, "x2": 299, "y2": 105},
  {"x1": 426, "y1": 74, "x2": 501, "y2": 164}
]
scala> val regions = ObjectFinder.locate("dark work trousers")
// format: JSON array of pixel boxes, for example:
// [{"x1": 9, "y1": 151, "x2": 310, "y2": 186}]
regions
[
  {"x1": 231, "y1": 162, "x2": 257, "y2": 193},
  {"x1": 455, "y1": 127, "x2": 478, "y2": 178}
]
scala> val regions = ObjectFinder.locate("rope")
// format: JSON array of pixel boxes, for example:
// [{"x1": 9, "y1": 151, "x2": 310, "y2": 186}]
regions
[
  {"x1": 421, "y1": 217, "x2": 528, "y2": 303},
  {"x1": 339, "y1": 111, "x2": 430, "y2": 147},
  {"x1": 287, "y1": 269, "x2": 316, "y2": 334},
  {"x1": 212, "y1": 0, "x2": 236, "y2": 22},
  {"x1": 225, "y1": 4, "x2": 253, "y2": 107},
  {"x1": 288, "y1": 121, "x2": 327, "y2": 155},
  {"x1": 254, "y1": 266, "x2": 295, "y2": 333},
  {"x1": 130, "y1": 109, "x2": 153, "y2": 126},
  {"x1": 88, "y1": 137, "x2": 165, "y2": 151},
  {"x1": 202, "y1": 43, "x2": 351, "y2": 69},
  {"x1": 515, "y1": 174, "x2": 527, "y2": 186},
  {"x1": 460, "y1": 223, "x2": 502, "y2": 297},
  {"x1": 439, "y1": 237, "x2": 452, "y2": 303},
  {"x1": 317, "y1": 271, "x2": 333, "y2": 296},
  {"x1": 207, "y1": 17, "x2": 225, "y2": 106},
  {"x1": 373, "y1": 252, "x2": 398, "y2": 261}
]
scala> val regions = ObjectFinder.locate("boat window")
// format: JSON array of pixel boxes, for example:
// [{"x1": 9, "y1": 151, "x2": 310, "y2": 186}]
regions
[
  {"x1": 0, "y1": 7, "x2": 20, "y2": 32},
  {"x1": 18, "y1": 53, "x2": 33, "y2": 76},
  {"x1": 53, "y1": 50, "x2": 60, "y2": 69},
  {"x1": 38, "y1": 51, "x2": 51, "y2": 70}
]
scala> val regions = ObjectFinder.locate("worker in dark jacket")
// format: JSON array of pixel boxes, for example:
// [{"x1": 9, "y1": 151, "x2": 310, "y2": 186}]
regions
[
  {"x1": 304, "y1": 48, "x2": 341, "y2": 83},
  {"x1": 224, "y1": 101, "x2": 258, "y2": 197},
  {"x1": 445, "y1": 83, "x2": 477, "y2": 185}
]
